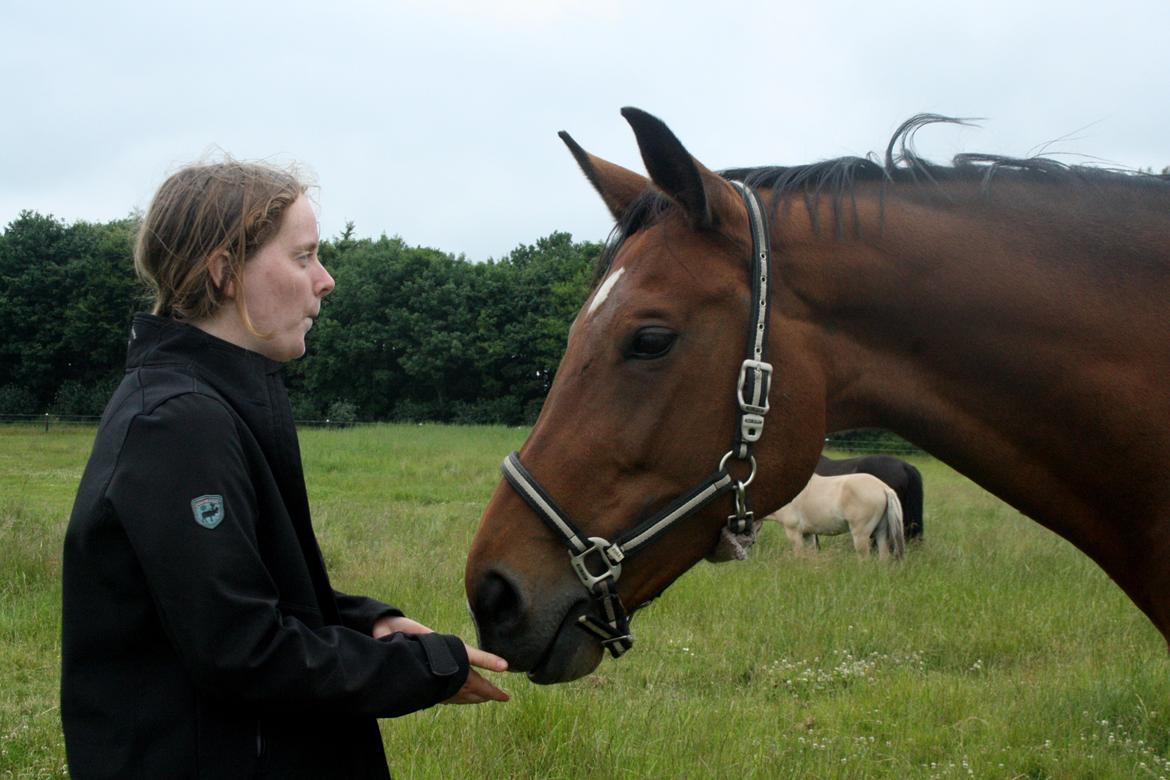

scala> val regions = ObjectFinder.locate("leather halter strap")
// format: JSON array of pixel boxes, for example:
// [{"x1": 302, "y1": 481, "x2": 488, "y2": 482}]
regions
[{"x1": 500, "y1": 180, "x2": 774, "y2": 658}]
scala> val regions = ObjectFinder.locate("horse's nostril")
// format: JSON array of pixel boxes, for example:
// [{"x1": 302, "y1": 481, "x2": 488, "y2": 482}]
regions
[{"x1": 473, "y1": 570, "x2": 524, "y2": 633}]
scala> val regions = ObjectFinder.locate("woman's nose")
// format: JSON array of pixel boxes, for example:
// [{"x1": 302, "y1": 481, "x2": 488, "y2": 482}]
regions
[{"x1": 317, "y1": 265, "x2": 336, "y2": 297}]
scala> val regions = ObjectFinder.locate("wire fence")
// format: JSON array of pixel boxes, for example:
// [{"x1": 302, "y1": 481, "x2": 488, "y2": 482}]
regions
[
  {"x1": 0, "y1": 413, "x2": 103, "y2": 431},
  {"x1": 822, "y1": 434, "x2": 921, "y2": 455},
  {"x1": 0, "y1": 413, "x2": 371, "y2": 432},
  {"x1": 1, "y1": 413, "x2": 922, "y2": 456}
]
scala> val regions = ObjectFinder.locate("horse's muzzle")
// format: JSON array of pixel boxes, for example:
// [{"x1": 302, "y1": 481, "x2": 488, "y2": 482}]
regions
[{"x1": 467, "y1": 566, "x2": 604, "y2": 684}]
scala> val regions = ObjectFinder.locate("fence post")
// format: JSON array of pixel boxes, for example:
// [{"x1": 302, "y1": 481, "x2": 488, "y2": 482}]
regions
[{"x1": 44, "y1": 412, "x2": 50, "y2": 433}]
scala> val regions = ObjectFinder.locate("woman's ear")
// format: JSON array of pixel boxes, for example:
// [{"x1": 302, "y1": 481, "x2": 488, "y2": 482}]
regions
[{"x1": 207, "y1": 252, "x2": 236, "y2": 299}]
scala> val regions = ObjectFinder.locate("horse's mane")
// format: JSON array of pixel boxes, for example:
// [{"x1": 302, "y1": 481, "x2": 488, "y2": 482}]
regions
[{"x1": 594, "y1": 114, "x2": 1170, "y2": 283}]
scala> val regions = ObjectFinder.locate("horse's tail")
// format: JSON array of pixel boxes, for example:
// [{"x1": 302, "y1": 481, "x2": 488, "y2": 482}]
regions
[
  {"x1": 883, "y1": 487, "x2": 906, "y2": 560},
  {"x1": 901, "y1": 464, "x2": 924, "y2": 541}
]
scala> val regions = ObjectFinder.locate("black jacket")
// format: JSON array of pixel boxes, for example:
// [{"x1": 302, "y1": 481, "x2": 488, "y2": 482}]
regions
[{"x1": 62, "y1": 315, "x2": 469, "y2": 779}]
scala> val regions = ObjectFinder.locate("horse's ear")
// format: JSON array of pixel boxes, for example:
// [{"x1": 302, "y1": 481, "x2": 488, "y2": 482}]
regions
[
  {"x1": 559, "y1": 131, "x2": 650, "y2": 221},
  {"x1": 621, "y1": 107, "x2": 742, "y2": 232}
]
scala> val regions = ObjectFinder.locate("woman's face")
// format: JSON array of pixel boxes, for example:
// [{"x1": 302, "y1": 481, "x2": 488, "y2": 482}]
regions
[{"x1": 236, "y1": 195, "x2": 335, "y2": 362}]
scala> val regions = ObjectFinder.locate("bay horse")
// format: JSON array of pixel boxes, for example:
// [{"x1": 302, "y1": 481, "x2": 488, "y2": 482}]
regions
[
  {"x1": 815, "y1": 454, "x2": 924, "y2": 541},
  {"x1": 770, "y1": 473, "x2": 906, "y2": 559},
  {"x1": 465, "y1": 107, "x2": 1170, "y2": 684}
]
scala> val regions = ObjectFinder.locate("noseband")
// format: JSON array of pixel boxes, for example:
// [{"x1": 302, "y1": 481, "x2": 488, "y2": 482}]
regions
[{"x1": 501, "y1": 181, "x2": 774, "y2": 658}]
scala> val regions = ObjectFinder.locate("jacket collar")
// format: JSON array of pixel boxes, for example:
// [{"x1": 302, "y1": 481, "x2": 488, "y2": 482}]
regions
[{"x1": 127, "y1": 314, "x2": 284, "y2": 400}]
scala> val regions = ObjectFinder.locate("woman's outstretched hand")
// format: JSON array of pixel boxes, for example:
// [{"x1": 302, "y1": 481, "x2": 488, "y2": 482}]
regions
[{"x1": 373, "y1": 615, "x2": 510, "y2": 704}]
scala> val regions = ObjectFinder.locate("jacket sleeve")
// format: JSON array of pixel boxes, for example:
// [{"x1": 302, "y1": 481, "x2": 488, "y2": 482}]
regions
[
  {"x1": 334, "y1": 591, "x2": 403, "y2": 636},
  {"x1": 107, "y1": 393, "x2": 469, "y2": 716}
]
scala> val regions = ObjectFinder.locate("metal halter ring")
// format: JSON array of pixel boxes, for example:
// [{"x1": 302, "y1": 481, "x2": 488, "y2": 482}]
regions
[{"x1": 718, "y1": 451, "x2": 757, "y2": 487}]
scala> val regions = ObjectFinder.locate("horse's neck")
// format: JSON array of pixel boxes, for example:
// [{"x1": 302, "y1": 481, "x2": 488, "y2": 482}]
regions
[
  {"x1": 779, "y1": 189, "x2": 1170, "y2": 547},
  {"x1": 765, "y1": 179, "x2": 1170, "y2": 642}
]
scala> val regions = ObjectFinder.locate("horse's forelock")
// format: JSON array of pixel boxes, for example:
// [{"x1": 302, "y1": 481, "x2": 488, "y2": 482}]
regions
[{"x1": 592, "y1": 191, "x2": 675, "y2": 287}]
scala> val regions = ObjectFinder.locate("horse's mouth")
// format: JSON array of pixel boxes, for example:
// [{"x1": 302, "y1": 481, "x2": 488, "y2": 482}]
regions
[{"x1": 526, "y1": 600, "x2": 606, "y2": 684}]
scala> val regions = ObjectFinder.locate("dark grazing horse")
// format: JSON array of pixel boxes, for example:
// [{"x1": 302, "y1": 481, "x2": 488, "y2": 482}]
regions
[
  {"x1": 465, "y1": 108, "x2": 1170, "y2": 684},
  {"x1": 815, "y1": 454, "x2": 923, "y2": 541}
]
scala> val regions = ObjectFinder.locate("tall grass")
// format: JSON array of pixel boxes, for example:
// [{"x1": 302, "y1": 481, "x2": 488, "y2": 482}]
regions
[{"x1": 1, "y1": 424, "x2": 1166, "y2": 778}]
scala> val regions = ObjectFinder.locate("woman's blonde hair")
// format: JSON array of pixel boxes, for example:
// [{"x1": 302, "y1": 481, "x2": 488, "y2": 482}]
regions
[{"x1": 134, "y1": 159, "x2": 309, "y2": 328}]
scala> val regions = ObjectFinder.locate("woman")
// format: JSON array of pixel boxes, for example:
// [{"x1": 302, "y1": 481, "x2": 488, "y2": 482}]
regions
[{"x1": 61, "y1": 160, "x2": 508, "y2": 779}]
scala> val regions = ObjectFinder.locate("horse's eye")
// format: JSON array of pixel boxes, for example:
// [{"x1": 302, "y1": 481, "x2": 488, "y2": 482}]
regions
[{"x1": 627, "y1": 327, "x2": 677, "y2": 359}]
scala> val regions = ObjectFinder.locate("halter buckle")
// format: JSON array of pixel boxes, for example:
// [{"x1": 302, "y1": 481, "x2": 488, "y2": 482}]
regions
[
  {"x1": 737, "y1": 359, "x2": 773, "y2": 415},
  {"x1": 577, "y1": 614, "x2": 634, "y2": 658},
  {"x1": 569, "y1": 537, "x2": 624, "y2": 592}
]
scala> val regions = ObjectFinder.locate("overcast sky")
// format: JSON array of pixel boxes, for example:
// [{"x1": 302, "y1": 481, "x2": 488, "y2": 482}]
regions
[{"x1": 5, "y1": 0, "x2": 1169, "y2": 261}]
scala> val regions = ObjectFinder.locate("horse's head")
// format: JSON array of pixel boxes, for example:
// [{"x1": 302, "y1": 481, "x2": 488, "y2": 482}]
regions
[{"x1": 465, "y1": 108, "x2": 826, "y2": 683}]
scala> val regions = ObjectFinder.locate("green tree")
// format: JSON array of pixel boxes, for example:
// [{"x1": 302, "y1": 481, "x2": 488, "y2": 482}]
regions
[
  {"x1": 0, "y1": 212, "x2": 140, "y2": 413},
  {"x1": 473, "y1": 232, "x2": 596, "y2": 423},
  {"x1": 289, "y1": 231, "x2": 597, "y2": 424},
  {"x1": 0, "y1": 209, "x2": 599, "y2": 424}
]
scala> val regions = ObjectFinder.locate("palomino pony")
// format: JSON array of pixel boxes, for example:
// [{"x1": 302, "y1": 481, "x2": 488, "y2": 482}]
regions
[
  {"x1": 772, "y1": 473, "x2": 906, "y2": 559},
  {"x1": 465, "y1": 108, "x2": 1170, "y2": 684},
  {"x1": 815, "y1": 454, "x2": 924, "y2": 541}
]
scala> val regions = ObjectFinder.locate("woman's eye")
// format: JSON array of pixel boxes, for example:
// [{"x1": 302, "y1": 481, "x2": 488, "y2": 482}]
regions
[{"x1": 627, "y1": 327, "x2": 677, "y2": 359}]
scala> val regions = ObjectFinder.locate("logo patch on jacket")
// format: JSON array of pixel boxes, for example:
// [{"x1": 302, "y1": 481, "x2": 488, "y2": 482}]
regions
[{"x1": 191, "y1": 495, "x2": 225, "y2": 529}]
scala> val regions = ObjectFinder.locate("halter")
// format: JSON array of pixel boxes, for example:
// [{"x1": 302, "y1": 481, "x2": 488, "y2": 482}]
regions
[{"x1": 501, "y1": 181, "x2": 774, "y2": 658}]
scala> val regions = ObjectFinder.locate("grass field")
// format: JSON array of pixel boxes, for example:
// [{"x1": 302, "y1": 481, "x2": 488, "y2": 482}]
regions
[{"x1": 2, "y1": 423, "x2": 1167, "y2": 778}]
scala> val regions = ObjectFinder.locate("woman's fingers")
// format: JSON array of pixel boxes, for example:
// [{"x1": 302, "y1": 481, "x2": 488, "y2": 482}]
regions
[
  {"x1": 444, "y1": 670, "x2": 510, "y2": 704},
  {"x1": 466, "y1": 645, "x2": 508, "y2": 673}
]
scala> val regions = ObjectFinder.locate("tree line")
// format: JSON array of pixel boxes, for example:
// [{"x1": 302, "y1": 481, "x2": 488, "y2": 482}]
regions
[{"x1": 0, "y1": 211, "x2": 598, "y2": 425}]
